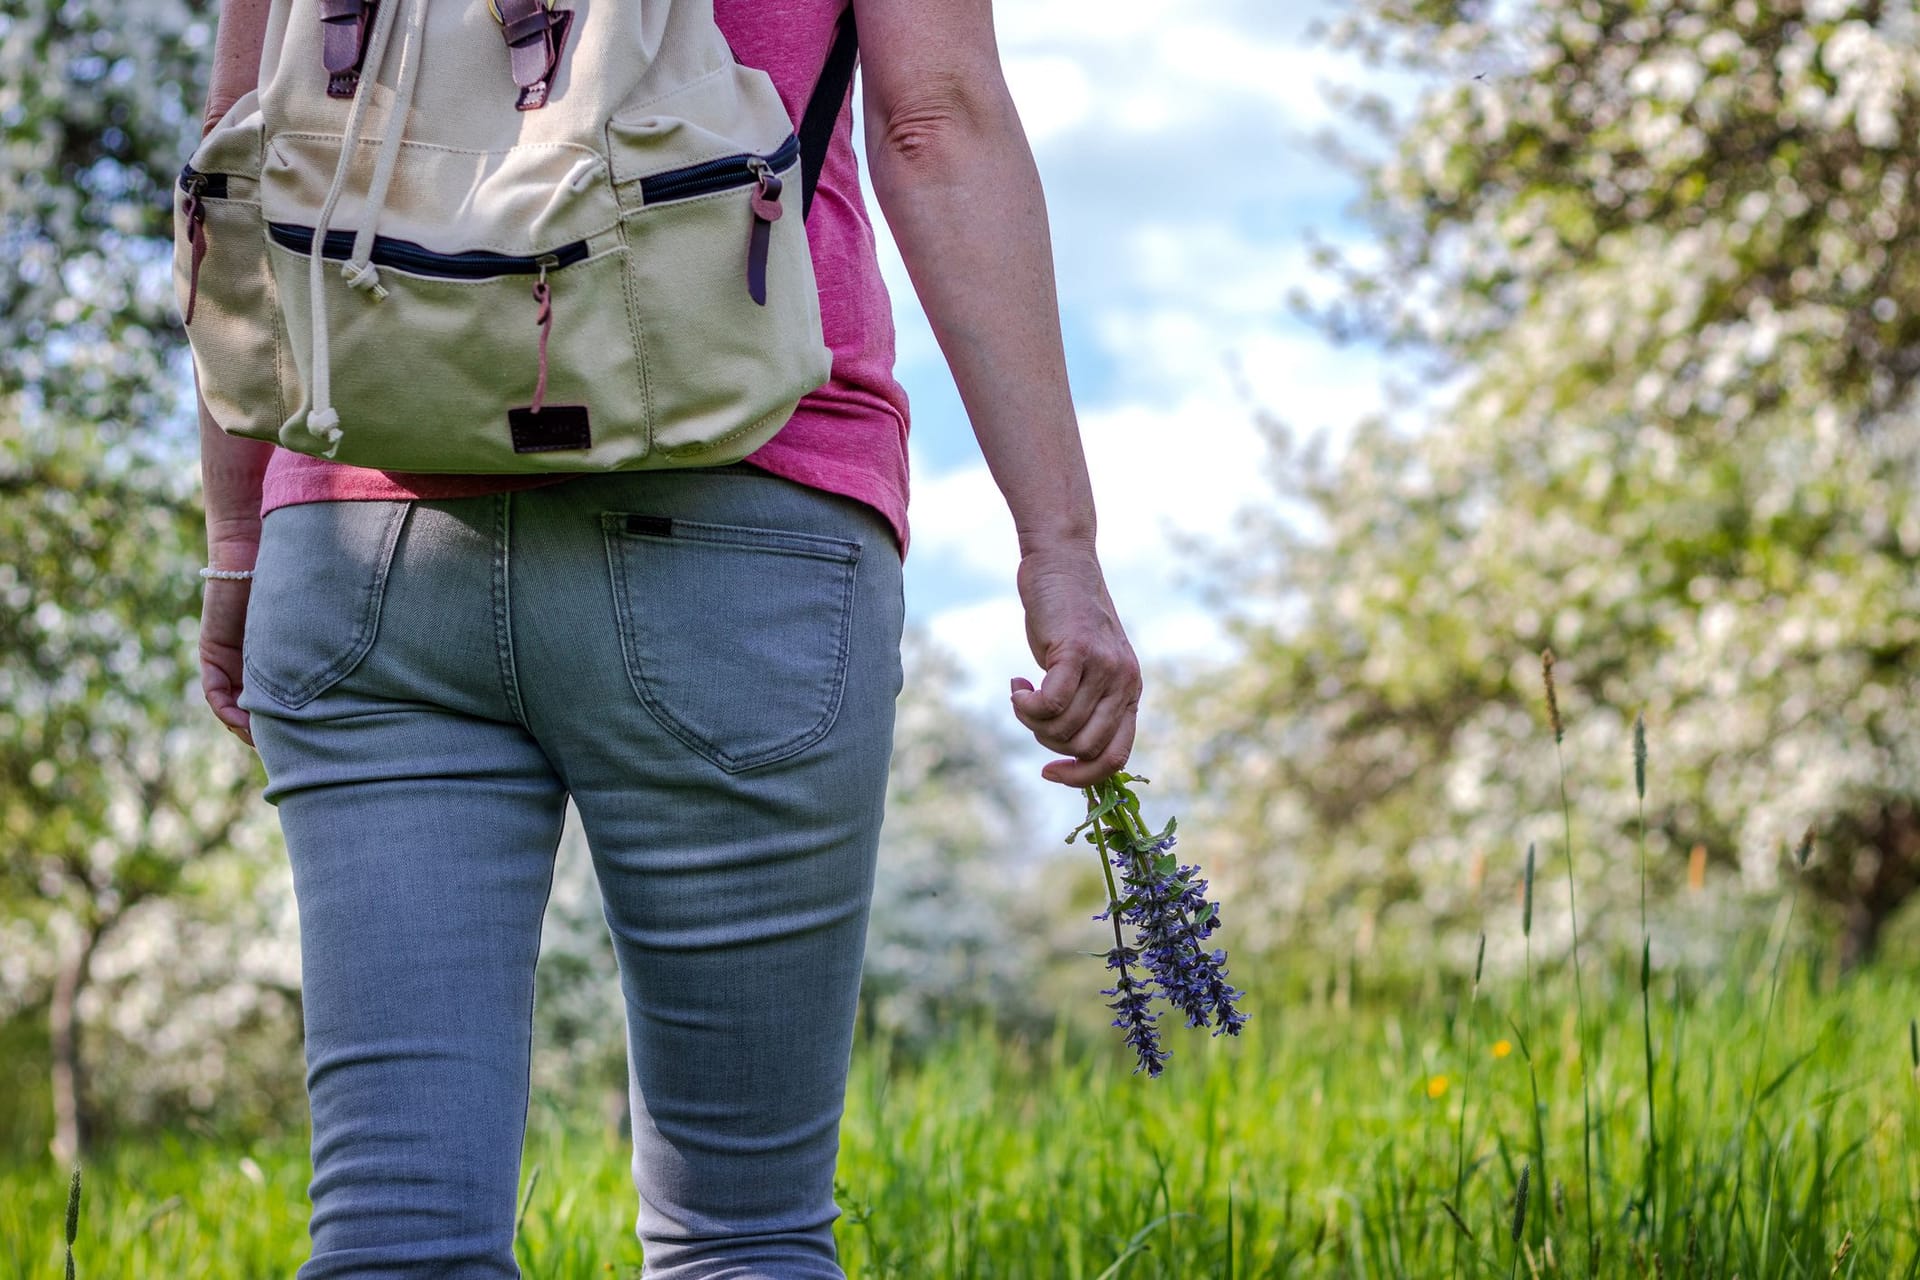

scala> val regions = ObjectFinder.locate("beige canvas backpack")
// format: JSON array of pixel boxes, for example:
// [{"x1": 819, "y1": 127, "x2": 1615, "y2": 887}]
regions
[{"x1": 176, "y1": 0, "x2": 855, "y2": 473}]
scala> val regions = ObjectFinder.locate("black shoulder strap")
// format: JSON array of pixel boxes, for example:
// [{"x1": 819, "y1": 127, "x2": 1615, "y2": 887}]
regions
[{"x1": 798, "y1": 6, "x2": 858, "y2": 222}]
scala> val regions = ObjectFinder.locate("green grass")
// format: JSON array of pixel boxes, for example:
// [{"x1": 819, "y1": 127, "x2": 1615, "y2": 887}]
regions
[{"x1": 5, "y1": 951, "x2": 1917, "y2": 1278}]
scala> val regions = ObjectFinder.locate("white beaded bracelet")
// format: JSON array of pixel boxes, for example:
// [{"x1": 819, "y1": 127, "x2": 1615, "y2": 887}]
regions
[{"x1": 199, "y1": 566, "x2": 256, "y2": 581}]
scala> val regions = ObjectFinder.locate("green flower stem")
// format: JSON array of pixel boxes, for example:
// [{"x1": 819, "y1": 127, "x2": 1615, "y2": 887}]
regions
[{"x1": 1085, "y1": 785, "x2": 1129, "y2": 957}]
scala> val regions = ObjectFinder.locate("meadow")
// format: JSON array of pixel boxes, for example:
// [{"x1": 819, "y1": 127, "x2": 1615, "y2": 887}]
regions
[
  {"x1": 7, "y1": 671, "x2": 1918, "y2": 1278},
  {"x1": 5, "y1": 937, "x2": 1917, "y2": 1279}
]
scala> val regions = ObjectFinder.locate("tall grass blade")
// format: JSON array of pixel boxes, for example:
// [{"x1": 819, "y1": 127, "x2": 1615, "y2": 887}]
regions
[
  {"x1": 1635, "y1": 710, "x2": 1659, "y2": 1241},
  {"x1": 63, "y1": 1163, "x2": 81, "y2": 1280},
  {"x1": 515, "y1": 1163, "x2": 542, "y2": 1237},
  {"x1": 1509, "y1": 1161, "x2": 1532, "y2": 1280},
  {"x1": 1542, "y1": 650, "x2": 1594, "y2": 1274},
  {"x1": 1453, "y1": 930, "x2": 1489, "y2": 1280}
]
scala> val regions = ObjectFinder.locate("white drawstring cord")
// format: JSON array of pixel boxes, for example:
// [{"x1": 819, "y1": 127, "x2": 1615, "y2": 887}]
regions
[
  {"x1": 300, "y1": 0, "x2": 427, "y2": 451},
  {"x1": 299, "y1": 0, "x2": 400, "y2": 447},
  {"x1": 564, "y1": 155, "x2": 599, "y2": 193},
  {"x1": 342, "y1": 0, "x2": 429, "y2": 295}
]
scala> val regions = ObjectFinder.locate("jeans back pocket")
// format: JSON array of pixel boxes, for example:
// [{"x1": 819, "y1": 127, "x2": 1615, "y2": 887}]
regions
[
  {"x1": 600, "y1": 512, "x2": 860, "y2": 772},
  {"x1": 242, "y1": 500, "x2": 411, "y2": 710}
]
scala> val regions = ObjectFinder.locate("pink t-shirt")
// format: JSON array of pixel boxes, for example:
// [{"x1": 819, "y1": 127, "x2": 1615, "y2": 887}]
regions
[{"x1": 258, "y1": 0, "x2": 912, "y2": 555}]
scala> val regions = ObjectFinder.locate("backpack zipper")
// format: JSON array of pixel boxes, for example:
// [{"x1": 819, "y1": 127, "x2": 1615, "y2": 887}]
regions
[
  {"x1": 266, "y1": 223, "x2": 592, "y2": 279},
  {"x1": 640, "y1": 133, "x2": 800, "y2": 205},
  {"x1": 177, "y1": 165, "x2": 223, "y2": 324},
  {"x1": 180, "y1": 164, "x2": 230, "y2": 200},
  {"x1": 192, "y1": 131, "x2": 799, "y2": 313}
]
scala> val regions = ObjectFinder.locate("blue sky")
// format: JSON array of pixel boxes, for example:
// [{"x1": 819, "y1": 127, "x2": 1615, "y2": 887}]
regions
[{"x1": 851, "y1": 1, "x2": 1401, "y2": 795}]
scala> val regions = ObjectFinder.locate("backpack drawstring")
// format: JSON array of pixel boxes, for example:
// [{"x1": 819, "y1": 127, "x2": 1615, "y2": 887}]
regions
[{"x1": 300, "y1": 0, "x2": 428, "y2": 451}]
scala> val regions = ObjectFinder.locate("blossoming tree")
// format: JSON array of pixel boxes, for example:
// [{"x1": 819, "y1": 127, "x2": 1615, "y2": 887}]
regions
[{"x1": 1175, "y1": 0, "x2": 1920, "y2": 967}]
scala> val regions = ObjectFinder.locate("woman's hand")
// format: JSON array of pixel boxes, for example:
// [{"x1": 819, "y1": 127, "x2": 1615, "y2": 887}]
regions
[
  {"x1": 1010, "y1": 541, "x2": 1141, "y2": 787},
  {"x1": 200, "y1": 540, "x2": 257, "y2": 750}
]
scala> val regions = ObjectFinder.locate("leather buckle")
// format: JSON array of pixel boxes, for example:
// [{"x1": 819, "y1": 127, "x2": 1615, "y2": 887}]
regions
[
  {"x1": 487, "y1": 0, "x2": 573, "y2": 110},
  {"x1": 320, "y1": 0, "x2": 378, "y2": 99}
]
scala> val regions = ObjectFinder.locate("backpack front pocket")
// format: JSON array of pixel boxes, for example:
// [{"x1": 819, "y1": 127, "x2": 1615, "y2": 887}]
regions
[
  {"x1": 266, "y1": 229, "x2": 647, "y2": 473},
  {"x1": 174, "y1": 165, "x2": 298, "y2": 442},
  {"x1": 615, "y1": 135, "x2": 833, "y2": 459}
]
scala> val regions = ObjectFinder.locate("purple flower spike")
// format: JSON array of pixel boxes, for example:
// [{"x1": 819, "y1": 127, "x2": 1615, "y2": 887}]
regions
[
  {"x1": 1073, "y1": 772, "x2": 1249, "y2": 1076},
  {"x1": 1102, "y1": 947, "x2": 1168, "y2": 1077}
]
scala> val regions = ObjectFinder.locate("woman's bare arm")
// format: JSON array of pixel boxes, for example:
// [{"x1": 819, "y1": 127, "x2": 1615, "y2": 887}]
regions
[
  {"x1": 196, "y1": 0, "x2": 275, "y2": 747},
  {"x1": 852, "y1": 0, "x2": 1141, "y2": 785}
]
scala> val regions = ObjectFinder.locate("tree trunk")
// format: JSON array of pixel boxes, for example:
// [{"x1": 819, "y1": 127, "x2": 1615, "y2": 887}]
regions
[
  {"x1": 1831, "y1": 798, "x2": 1920, "y2": 972},
  {"x1": 1839, "y1": 900, "x2": 1883, "y2": 973},
  {"x1": 48, "y1": 927, "x2": 100, "y2": 1167}
]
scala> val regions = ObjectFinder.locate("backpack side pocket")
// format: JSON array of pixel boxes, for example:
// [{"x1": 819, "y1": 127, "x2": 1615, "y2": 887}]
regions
[
  {"x1": 174, "y1": 165, "x2": 295, "y2": 443},
  {"x1": 614, "y1": 143, "x2": 830, "y2": 463}
]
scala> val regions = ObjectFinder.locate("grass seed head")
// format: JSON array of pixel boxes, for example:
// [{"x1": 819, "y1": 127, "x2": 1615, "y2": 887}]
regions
[
  {"x1": 1474, "y1": 932, "x2": 1486, "y2": 986},
  {"x1": 1909, "y1": 1018, "x2": 1917, "y2": 1070},
  {"x1": 1523, "y1": 843, "x2": 1536, "y2": 937},
  {"x1": 1794, "y1": 826, "x2": 1815, "y2": 870},
  {"x1": 1633, "y1": 710, "x2": 1647, "y2": 800},
  {"x1": 1511, "y1": 1162, "x2": 1531, "y2": 1243},
  {"x1": 1440, "y1": 1197, "x2": 1475, "y2": 1241},
  {"x1": 65, "y1": 1163, "x2": 81, "y2": 1244},
  {"x1": 1541, "y1": 649, "x2": 1563, "y2": 744}
]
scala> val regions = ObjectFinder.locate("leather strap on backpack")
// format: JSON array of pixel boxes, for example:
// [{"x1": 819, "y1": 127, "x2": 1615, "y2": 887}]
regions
[
  {"x1": 320, "y1": 0, "x2": 379, "y2": 99},
  {"x1": 798, "y1": 6, "x2": 858, "y2": 222},
  {"x1": 492, "y1": 0, "x2": 575, "y2": 111}
]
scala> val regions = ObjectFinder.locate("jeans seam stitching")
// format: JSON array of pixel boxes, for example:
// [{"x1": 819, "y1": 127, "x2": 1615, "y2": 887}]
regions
[{"x1": 495, "y1": 493, "x2": 530, "y2": 728}]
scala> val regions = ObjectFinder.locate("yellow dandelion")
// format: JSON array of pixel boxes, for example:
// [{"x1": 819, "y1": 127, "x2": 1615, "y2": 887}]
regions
[
  {"x1": 1426, "y1": 1074, "x2": 1449, "y2": 1099},
  {"x1": 1492, "y1": 1039, "x2": 1513, "y2": 1059}
]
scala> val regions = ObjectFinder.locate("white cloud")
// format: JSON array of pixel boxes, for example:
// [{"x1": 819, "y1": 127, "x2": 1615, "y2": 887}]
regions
[
  {"x1": 1000, "y1": 54, "x2": 1097, "y2": 145},
  {"x1": 998, "y1": 0, "x2": 1425, "y2": 109},
  {"x1": 906, "y1": 451, "x2": 1018, "y2": 580},
  {"x1": 926, "y1": 595, "x2": 1034, "y2": 702},
  {"x1": 1077, "y1": 392, "x2": 1275, "y2": 567},
  {"x1": 906, "y1": 323, "x2": 1391, "y2": 716},
  {"x1": 1136, "y1": 605, "x2": 1231, "y2": 666},
  {"x1": 994, "y1": 0, "x2": 1349, "y2": 135}
]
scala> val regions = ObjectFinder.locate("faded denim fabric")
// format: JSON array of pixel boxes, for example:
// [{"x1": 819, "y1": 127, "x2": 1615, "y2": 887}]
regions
[{"x1": 236, "y1": 468, "x2": 905, "y2": 1280}]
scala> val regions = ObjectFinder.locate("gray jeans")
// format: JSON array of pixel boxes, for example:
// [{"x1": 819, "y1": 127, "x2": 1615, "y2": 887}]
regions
[{"x1": 237, "y1": 469, "x2": 905, "y2": 1279}]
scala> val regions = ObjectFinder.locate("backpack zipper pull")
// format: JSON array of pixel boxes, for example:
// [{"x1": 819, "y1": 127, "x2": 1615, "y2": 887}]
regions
[
  {"x1": 181, "y1": 174, "x2": 208, "y2": 325},
  {"x1": 530, "y1": 253, "x2": 559, "y2": 414},
  {"x1": 746, "y1": 156, "x2": 782, "y2": 307}
]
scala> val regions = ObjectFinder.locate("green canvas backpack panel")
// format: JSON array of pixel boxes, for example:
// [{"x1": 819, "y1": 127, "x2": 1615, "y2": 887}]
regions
[{"x1": 176, "y1": 0, "x2": 856, "y2": 473}]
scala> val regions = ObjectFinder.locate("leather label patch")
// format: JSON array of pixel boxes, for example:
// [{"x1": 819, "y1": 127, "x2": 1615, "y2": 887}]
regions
[
  {"x1": 509, "y1": 404, "x2": 591, "y2": 453},
  {"x1": 624, "y1": 514, "x2": 674, "y2": 538}
]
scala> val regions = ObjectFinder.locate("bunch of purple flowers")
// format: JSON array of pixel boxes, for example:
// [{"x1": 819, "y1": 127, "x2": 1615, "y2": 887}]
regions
[{"x1": 1068, "y1": 771, "x2": 1248, "y2": 1077}]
